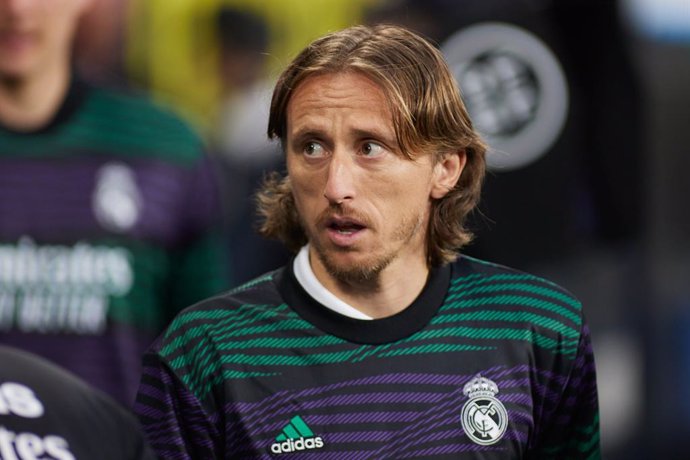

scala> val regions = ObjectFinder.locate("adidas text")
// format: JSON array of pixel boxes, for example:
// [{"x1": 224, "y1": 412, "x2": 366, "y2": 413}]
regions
[{"x1": 270, "y1": 436, "x2": 324, "y2": 454}]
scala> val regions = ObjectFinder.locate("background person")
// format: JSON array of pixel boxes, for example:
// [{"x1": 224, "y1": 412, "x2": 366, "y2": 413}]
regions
[
  {"x1": 0, "y1": 0, "x2": 229, "y2": 405},
  {"x1": 212, "y1": 6, "x2": 291, "y2": 284},
  {"x1": 135, "y1": 24, "x2": 599, "y2": 458},
  {"x1": 0, "y1": 345, "x2": 156, "y2": 460}
]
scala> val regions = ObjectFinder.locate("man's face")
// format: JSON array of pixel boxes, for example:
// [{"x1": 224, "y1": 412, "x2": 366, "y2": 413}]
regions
[
  {"x1": 286, "y1": 72, "x2": 452, "y2": 283},
  {"x1": 0, "y1": 0, "x2": 87, "y2": 80}
]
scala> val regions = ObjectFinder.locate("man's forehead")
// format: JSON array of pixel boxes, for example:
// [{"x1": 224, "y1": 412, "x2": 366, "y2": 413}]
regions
[
  {"x1": 286, "y1": 72, "x2": 395, "y2": 126},
  {"x1": 291, "y1": 72, "x2": 388, "y2": 103}
]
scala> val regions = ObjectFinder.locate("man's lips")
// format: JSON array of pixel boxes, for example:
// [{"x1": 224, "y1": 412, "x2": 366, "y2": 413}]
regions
[
  {"x1": 0, "y1": 31, "x2": 34, "y2": 51},
  {"x1": 325, "y1": 216, "x2": 367, "y2": 235}
]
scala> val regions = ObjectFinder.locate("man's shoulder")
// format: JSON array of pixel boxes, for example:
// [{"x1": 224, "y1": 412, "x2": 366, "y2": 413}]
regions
[
  {"x1": 453, "y1": 255, "x2": 580, "y2": 299},
  {"x1": 450, "y1": 255, "x2": 584, "y2": 320},
  {"x1": 158, "y1": 268, "x2": 288, "y2": 345}
]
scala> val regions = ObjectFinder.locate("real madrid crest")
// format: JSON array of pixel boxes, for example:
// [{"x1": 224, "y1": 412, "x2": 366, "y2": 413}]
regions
[
  {"x1": 92, "y1": 163, "x2": 142, "y2": 233},
  {"x1": 461, "y1": 375, "x2": 508, "y2": 445}
]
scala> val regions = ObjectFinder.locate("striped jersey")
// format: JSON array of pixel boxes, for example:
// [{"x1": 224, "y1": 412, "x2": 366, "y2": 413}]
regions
[
  {"x1": 136, "y1": 255, "x2": 600, "y2": 459},
  {"x1": 0, "y1": 80, "x2": 229, "y2": 405}
]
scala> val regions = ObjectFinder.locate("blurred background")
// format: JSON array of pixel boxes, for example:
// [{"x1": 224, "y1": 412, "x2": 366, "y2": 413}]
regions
[{"x1": 73, "y1": 0, "x2": 690, "y2": 458}]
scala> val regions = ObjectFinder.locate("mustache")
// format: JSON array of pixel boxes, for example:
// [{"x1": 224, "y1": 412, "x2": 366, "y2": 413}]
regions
[{"x1": 315, "y1": 204, "x2": 373, "y2": 228}]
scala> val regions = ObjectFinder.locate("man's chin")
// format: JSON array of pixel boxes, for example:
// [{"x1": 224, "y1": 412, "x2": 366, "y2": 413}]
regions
[
  {"x1": 316, "y1": 249, "x2": 391, "y2": 284},
  {"x1": 0, "y1": 61, "x2": 34, "y2": 84}
]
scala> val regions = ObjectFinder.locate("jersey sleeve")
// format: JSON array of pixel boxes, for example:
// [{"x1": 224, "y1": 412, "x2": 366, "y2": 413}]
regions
[
  {"x1": 533, "y1": 318, "x2": 601, "y2": 459},
  {"x1": 134, "y1": 349, "x2": 223, "y2": 459}
]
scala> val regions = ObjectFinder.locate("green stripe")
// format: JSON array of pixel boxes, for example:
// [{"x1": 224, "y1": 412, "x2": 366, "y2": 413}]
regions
[
  {"x1": 161, "y1": 303, "x2": 293, "y2": 356},
  {"x1": 578, "y1": 431, "x2": 600, "y2": 454},
  {"x1": 411, "y1": 326, "x2": 578, "y2": 347},
  {"x1": 585, "y1": 450, "x2": 602, "y2": 460},
  {"x1": 226, "y1": 273, "x2": 274, "y2": 295},
  {"x1": 375, "y1": 343, "x2": 495, "y2": 358},
  {"x1": 175, "y1": 302, "x2": 288, "y2": 324},
  {"x1": 405, "y1": 327, "x2": 577, "y2": 356},
  {"x1": 215, "y1": 349, "x2": 362, "y2": 367},
  {"x1": 214, "y1": 335, "x2": 345, "y2": 351},
  {"x1": 350, "y1": 343, "x2": 395, "y2": 362},
  {"x1": 184, "y1": 352, "x2": 221, "y2": 398},
  {"x1": 575, "y1": 415, "x2": 601, "y2": 454},
  {"x1": 164, "y1": 316, "x2": 319, "y2": 375},
  {"x1": 172, "y1": 367, "x2": 277, "y2": 398},
  {"x1": 431, "y1": 310, "x2": 580, "y2": 338},
  {"x1": 177, "y1": 348, "x2": 360, "y2": 395},
  {"x1": 214, "y1": 320, "x2": 314, "y2": 339},
  {"x1": 442, "y1": 295, "x2": 581, "y2": 324},
  {"x1": 221, "y1": 370, "x2": 280, "y2": 380},
  {"x1": 448, "y1": 273, "x2": 538, "y2": 292},
  {"x1": 446, "y1": 282, "x2": 581, "y2": 310}
]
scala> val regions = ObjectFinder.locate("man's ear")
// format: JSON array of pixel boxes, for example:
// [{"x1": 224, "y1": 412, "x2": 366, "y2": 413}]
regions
[{"x1": 430, "y1": 150, "x2": 466, "y2": 199}]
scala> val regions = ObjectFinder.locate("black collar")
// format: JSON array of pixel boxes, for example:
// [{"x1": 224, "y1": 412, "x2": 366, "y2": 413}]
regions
[{"x1": 278, "y1": 260, "x2": 451, "y2": 344}]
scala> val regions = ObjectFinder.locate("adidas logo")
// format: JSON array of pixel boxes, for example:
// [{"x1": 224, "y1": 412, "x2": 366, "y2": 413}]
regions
[{"x1": 270, "y1": 415, "x2": 324, "y2": 454}]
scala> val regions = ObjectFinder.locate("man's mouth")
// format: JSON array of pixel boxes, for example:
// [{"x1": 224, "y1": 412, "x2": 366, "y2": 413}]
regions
[
  {"x1": 0, "y1": 31, "x2": 33, "y2": 51},
  {"x1": 326, "y1": 217, "x2": 366, "y2": 235}
]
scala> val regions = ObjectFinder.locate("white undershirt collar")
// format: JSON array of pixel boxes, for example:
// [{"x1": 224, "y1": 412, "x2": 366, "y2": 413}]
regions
[{"x1": 293, "y1": 245, "x2": 373, "y2": 320}]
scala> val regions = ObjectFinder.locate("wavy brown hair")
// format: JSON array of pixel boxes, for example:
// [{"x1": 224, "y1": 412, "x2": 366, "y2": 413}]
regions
[{"x1": 257, "y1": 24, "x2": 487, "y2": 266}]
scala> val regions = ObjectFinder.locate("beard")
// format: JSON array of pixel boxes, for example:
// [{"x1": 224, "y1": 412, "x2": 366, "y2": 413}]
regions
[
  {"x1": 313, "y1": 242, "x2": 394, "y2": 284},
  {"x1": 306, "y1": 203, "x2": 427, "y2": 285}
]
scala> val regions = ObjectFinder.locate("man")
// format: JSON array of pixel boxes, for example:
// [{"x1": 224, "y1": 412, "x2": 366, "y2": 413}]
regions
[
  {"x1": 0, "y1": 345, "x2": 156, "y2": 459},
  {"x1": 135, "y1": 24, "x2": 600, "y2": 458},
  {"x1": 0, "y1": 0, "x2": 228, "y2": 405}
]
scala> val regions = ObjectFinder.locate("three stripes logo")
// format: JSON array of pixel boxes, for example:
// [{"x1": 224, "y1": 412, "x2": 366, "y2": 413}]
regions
[{"x1": 270, "y1": 415, "x2": 324, "y2": 454}]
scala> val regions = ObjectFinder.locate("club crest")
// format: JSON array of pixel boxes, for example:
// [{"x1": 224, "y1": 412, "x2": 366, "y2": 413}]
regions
[
  {"x1": 92, "y1": 163, "x2": 142, "y2": 233},
  {"x1": 460, "y1": 375, "x2": 508, "y2": 445}
]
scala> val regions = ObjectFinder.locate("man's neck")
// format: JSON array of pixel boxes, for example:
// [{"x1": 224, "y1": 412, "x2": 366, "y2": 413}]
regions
[
  {"x1": 0, "y1": 65, "x2": 71, "y2": 131},
  {"x1": 309, "y1": 248, "x2": 430, "y2": 319}
]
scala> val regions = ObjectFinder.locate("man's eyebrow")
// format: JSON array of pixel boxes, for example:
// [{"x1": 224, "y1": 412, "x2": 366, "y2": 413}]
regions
[
  {"x1": 288, "y1": 125, "x2": 324, "y2": 138},
  {"x1": 351, "y1": 128, "x2": 398, "y2": 146},
  {"x1": 288, "y1": 126, "x2": 398, "y2": 147},
  {"x1": 289, "y1": 128, "x2": 326, "y2": 143}
]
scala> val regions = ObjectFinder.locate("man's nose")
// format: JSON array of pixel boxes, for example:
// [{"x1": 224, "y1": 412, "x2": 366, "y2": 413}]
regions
[{"x1": 322, "y1": 152, "x2": 356, "y2": 205}]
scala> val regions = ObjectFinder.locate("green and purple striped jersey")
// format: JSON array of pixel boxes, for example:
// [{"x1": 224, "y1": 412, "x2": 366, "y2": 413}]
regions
[
  {"x1": 135, "y1": 256, "x2": 599, "y2": 459},
  {"x1": 0, "y1": 80, "x2": 229, "y2": 405}
]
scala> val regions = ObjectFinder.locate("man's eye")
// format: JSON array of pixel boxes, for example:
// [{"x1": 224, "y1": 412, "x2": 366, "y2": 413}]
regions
[
  {"x1": 304, "y1": 142, "x2": 325, "y2": 157},
  {"x1": 361, "y1": 142, "x2": 385, "y2": 157}
]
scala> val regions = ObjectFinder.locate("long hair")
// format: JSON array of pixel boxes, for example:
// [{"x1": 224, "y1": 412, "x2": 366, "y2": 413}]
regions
[{"x1": 257, "y1": 24, "x2": 487, "y2": 266}]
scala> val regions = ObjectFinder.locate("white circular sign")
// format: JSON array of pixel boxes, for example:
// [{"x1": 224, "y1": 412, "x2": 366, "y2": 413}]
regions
[{"x1": 442, "y1": 22, "x2": 569, "y2": 171}]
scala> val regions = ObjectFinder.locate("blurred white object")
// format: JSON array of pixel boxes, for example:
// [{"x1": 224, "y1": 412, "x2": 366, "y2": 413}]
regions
[
  {"x1": 595, "y1": 331, "x2": 643, "y2": 450},
  {"x1": 623, "y1": 0, "x2": 690, "y2": 41},
  {"x1": 217, "y1": 80, "x2": 278, "y2": 164},
  {"x1": 442, "y1": 22, "x2": 569, "y2": 171}
]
